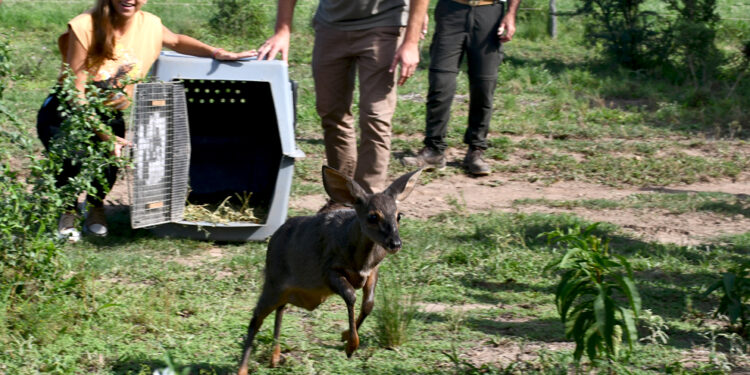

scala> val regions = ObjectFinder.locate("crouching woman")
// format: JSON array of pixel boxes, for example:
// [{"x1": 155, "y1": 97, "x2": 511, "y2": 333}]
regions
[{"x1": 37, "y1": 0, "x2": 257, "y2": 240}]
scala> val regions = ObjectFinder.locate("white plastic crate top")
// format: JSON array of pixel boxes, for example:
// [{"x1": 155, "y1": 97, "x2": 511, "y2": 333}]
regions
[
  {"x1": 130, "y1": 51, "x2": 304, "y2": 242},
  {"x1": 152, "y1": 51, "x2": 304, "y2": 161}
]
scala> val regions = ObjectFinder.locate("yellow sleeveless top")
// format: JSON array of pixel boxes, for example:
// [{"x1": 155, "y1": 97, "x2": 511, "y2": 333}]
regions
[{"x1": 68, "y1": 10, "x2": 163, "y2": 82}]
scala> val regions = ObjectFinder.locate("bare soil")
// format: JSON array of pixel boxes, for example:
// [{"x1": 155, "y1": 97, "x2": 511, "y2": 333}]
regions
[
  {"x1": 290, "y1": 169, "x2": 749, "y2": 246},
  {"x1": 101, "y1": 139, "x2": 748, "y2": 247}
]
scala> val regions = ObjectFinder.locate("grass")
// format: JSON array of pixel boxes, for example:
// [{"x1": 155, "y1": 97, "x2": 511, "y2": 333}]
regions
[
  {"x1": 514, "y1": 191, "x2": 750, "y2": 216},
  {"x1": 1, "y1": 0, "x2": 749, "y2": 373},
  {"x1": 2, "y1": 212, "x2": 749, "y2": 374}
]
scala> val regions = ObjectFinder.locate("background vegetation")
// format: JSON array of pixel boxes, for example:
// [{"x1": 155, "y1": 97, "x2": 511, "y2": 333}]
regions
[{"x1": 0, "y1": 0, "x2": 748, "y2": 373}]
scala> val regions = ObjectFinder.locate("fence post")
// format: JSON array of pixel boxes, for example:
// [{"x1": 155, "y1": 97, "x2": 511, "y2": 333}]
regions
[{"x1": 549, "y1": 0, "x2": 557, "y2": 38}]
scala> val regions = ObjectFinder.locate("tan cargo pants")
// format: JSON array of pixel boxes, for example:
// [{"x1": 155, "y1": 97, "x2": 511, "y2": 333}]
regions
[{"x1": 312, "y1": 23, "x2": 404, "y2": 193}]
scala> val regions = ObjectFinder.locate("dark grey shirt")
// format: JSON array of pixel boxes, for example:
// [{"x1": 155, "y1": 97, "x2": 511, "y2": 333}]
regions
[{"x1": 314, "y1": 0, "x2": 409, "y2": 30}]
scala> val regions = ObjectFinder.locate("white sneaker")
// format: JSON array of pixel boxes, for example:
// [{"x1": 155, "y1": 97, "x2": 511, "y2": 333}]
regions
[
  {"x1": 84, "y1": 206, "x2": 108, "y2": 237},
  {"x1": 57, "y1": 212, "x2": 81, "y2": 242}
]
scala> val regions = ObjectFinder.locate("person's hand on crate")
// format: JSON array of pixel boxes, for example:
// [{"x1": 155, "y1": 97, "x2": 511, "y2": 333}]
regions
[
  {"x1": 257, "y1": 29, "x2": 290, "y2": 61},
  {"x1": 211, "y1": 48, "x2": 258, "y2": 61}
]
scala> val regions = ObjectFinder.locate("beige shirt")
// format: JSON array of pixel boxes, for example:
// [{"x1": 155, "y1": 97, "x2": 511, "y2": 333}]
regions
[{"x1": 68, "y1": 10, "x2": 163, "y2": 81}]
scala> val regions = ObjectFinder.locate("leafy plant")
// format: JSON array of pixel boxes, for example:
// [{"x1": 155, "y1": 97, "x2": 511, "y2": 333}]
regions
[
  {"x1": 702, "y1": 260, "x2": 750, "y2": 335},
  {"x1": 543, "y1": 223, "x2": 642, "y2": 364},
  {"x1": 638, "y1": 309, "x2": 670, "y2": 346},
  {"x1": 1, "y1": 63, "x2": 130, "y2": 301}
]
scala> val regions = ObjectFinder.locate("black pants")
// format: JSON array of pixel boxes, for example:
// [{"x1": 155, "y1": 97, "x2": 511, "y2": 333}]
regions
[
  {"x1": 424, "y1": 0, "x2": 505, "y2": 152},
  {"x1": 36, "y1": 90, "x2": 125, "y2": 209}
]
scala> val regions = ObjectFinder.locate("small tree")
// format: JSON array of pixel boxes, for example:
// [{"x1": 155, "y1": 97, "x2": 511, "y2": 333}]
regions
[
  {"x1": 664, "y1": 0, "x2": 723, "y2": 91},
  {"x1": 577, "y1": 0, "x2": 669, "y2": 69},
  {"x1": 543, "y1": 223, "x2": 642, "y2": 365}
]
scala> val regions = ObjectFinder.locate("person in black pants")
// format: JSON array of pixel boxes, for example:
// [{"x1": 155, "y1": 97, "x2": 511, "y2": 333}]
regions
[{"x1": 403, "y1": 0, "x2": 520, "y2": 176}]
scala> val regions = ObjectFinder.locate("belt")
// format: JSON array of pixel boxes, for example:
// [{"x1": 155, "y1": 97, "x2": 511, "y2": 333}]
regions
[{"x1": 452, "y1": 0, "x2": 498, "y2": 6}]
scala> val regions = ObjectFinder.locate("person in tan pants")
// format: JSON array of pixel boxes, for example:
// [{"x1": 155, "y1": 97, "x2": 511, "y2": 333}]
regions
[{"x1": 258, "y1": 0, "x2": 429, "y2": 209}]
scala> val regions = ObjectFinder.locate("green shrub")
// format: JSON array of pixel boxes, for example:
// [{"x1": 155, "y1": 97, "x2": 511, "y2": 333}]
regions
[
  {"x1": 0, "y1": 33, "x2": 15, "y2": 123},
  {"x1": 0, "y1": 36, "x2": 63, "y2": 297},
  {"x1": 702, "y1": 260, "x2": 750, "y2": 336},
  {"x1": 1, "y1": 62, "x2": 130, "y2": 301},
  {"x1": 543, "y1": 223, "x2": 641, "y2": 365},
  {"x1": 208, "y1": 0, "x2": 271, "y2": 41},
  {"x1": 665, "y1": 0, "x2": 722, "y2": 86},
  {"x1": 0, "y1": 35, "x2": 9, "y2": 100},
  {"x1": 515, "y1": 0, "x2": 549, "y2": 41},
  {"x1": 577, "y1": 0, "x2": 669, "y2": 69}
]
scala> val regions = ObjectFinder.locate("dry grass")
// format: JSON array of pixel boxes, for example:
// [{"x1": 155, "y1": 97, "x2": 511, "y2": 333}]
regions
[{"x1": 182, "y1": 192, "x2": 260, "y2": 223}]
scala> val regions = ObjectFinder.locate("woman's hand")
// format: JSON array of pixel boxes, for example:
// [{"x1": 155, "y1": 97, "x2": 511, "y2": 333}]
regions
[
  {"x1": 213, "y1": 48, "x2": 258, "y2": 61},
  {"x1": 162, "y1": 26, "x2": 258, "y2": 61},
  {"x1": 104, "y1": 92, "x2": 131, "y2": 110},
  {"x1": 112, "y1": 136, "x2": 132, "y2": 157}
]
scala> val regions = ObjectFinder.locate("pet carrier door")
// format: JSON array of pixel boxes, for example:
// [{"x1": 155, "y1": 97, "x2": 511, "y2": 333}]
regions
[{"x1": 129, "y1": 82, "x2": 191, "y2": 228}]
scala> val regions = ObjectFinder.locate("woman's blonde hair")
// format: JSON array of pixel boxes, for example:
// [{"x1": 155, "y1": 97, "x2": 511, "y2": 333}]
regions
[{"x1": 88, "y1": 0, "x2": 117, "y2": 70}]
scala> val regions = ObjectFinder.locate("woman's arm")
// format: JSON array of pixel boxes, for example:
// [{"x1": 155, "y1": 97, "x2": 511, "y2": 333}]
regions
[
  {"x1": 162, "y1": 26, "x2": 257, "y2": 60},
  {"x1": 65, "y1": 25, "x2": 90, "y2": 99}
]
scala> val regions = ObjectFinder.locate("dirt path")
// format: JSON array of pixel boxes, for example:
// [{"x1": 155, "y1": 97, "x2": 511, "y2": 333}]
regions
[
  {"x1": 290, "y1": 172, "x2": 750, "y2": 246},
  {"x1": 104, "y1": 141, "x2": 748, "y2": 246}
]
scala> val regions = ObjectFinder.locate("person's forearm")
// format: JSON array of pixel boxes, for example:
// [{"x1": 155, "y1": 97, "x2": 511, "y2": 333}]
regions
[
  {"x1": 171, "y1": 34, "x2": 215, "y2": 57},
  {"x1": 505, "y1": 0, "x2": 521, "y2": 19},
  {"x1": 274, "y1": 0, "x2": 298, "y2": 35},
  {"x1": 402, "y1": 0, "x2": 430, "y2": 46}
]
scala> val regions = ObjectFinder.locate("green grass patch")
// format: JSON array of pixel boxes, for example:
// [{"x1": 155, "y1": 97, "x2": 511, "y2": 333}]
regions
[{"x1": 2, "y1": 0, "x2": 750, "y2": 373}]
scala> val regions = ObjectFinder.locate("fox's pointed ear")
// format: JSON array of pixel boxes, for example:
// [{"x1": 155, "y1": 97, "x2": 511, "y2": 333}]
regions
[
  {"x1": 322, "y1": 166, "x2": 368, "y2": 204},
  {"x1": 384, "y1": 168, "x2": 422, "y2": 202}
]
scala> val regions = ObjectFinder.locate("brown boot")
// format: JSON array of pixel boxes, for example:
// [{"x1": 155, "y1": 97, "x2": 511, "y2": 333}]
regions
[
  {"x1": 401, "y1": 147, "x2": 446, "y2": 170},
  {"x1": 463, "y1": 147, "x2": 491, "y2": 176}
]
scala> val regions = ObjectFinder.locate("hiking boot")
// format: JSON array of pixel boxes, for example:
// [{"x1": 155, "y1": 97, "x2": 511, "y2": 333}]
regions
[
  {"x1": 84, "y1": 206, "x2": 108, "y2": 237},
  {"x1": 463, "y1": 147, "x2": 491, "y2": 176},
  {"x1": 57, "y1": 211, "x2": 81, "y2": 242},
  {"x1": 318, "y1": 199, "x2": 352, "y2": 214},
  {"x1": 401, "y1": 147, "x2": 446, "y2": 170}
]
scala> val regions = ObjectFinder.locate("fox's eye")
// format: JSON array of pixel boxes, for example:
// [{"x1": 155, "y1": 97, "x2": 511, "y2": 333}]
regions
[
  {"x1": 397, "y1": 213, "x2": 403, "y2": 222},
  {"x1": 367, "y1": 214, "x2": 378, "y2": 224}
]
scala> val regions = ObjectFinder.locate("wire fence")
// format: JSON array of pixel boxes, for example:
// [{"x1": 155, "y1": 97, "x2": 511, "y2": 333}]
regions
[
  {"x1": 3, "y1": 0, "x2": 215, "y2": 4},
  {"x1": 3, "y1": 0, "x2": 749, "y2": 21}
]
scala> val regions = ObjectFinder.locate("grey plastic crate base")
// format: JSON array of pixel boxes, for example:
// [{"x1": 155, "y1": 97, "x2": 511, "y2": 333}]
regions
[
  {"x1": 150, "y1": 221, "x2": 265, "y2": 242},
  {"x1": 146, "y1": 158, "x2": 295, "y2": 242}
]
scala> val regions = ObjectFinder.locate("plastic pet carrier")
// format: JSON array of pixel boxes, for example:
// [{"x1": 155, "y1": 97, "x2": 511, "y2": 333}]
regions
[{"x1": 129, "y1": 52, "x2": 304, "y2": 241}]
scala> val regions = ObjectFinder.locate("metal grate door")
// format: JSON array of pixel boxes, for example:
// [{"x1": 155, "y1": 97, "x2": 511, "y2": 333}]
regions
[{"x1": 129, "y1": 82, "x2": 190, "y2": 228}]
